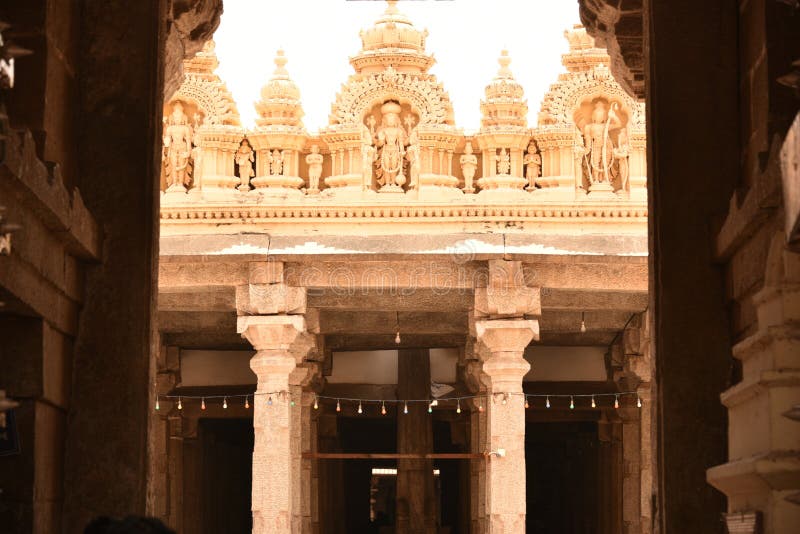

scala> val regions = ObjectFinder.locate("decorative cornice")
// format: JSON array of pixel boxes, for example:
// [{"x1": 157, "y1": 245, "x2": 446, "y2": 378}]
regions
[{"x1": 161, "y1": 200, "x2": 648, "y2": 223}]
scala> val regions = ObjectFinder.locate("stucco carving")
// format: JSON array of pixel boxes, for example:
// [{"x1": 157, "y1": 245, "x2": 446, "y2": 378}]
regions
[{"x1": 327, "y1": 67, "x2": 455, "y2": 129}]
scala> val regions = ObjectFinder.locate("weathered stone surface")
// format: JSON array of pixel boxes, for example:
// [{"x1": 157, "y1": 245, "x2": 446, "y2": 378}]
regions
[
  {"x1": 163, "y1": 0, "x2": 223, "y2": 100},
  {"x1": 236, "y1": 283, "x2": 307, "y2": 315}
]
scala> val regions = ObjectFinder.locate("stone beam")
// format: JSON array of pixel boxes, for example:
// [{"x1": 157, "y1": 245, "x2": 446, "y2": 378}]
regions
[
  {"x1": 284, "y1": 260, "x2": 486, "y2": 291},
  {"x1": 542, "y1": 289, "x2": 648, "y2": 312},
  {"x1": 159, "y1": 258, "x2": 647, "y2": 294},
  {"x1": 317, "y1": 310, "x2": 466, "y2": 335},
  {"x1": 539, "y1": 310, "x2": 634, "y2": 333},
  {"x1": 158, "y1": 310, "x2": 235, "y2": 334},
  {"x1": 324, "y1": 333, "x2": 465, "y2": 352},
  {"x1": 159, "y1": 287, "x2": 235, "y2": 311},
  {"x1": 162, "y1": 332, "x2": 249, "y2": 350},
  {"x1": 308, "y1": 288, "x2": 473, "y2": 312},
  {"x1": 523, "y1": 261, "x2": 647, "y2": 291}
]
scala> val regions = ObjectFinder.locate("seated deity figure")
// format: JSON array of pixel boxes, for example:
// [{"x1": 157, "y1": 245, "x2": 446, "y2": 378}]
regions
[
  {"x1": 375, "y1": 101, "x2": 408, "y2": 188},
  {"x1": 613, "y1": 127, "x2": 631, "y2": 193},
  {"x1": 582, "y1": 100, "x2": 622, "y2": 184},
  {"x1": 496, "y1": 148, "x2": 511, "y2": 175},
  {"x1": 523, "y1": 141, "x2": 541, "y2": 190},
  {"x1": 460, "y1": 141, "x2": 478, "y2": 193},
  {"x1": 305, "y1": 144, "x2": 324, "y2": 193},
  {"x1": 235, "y1": 138, "x2": 255, "y2": 191},
  {"x1": 268, "y1": 149, "x2": 284, "y2": 176},
  {"x1": 163, "y1": 101, "x2": 194, "y2": 191}
]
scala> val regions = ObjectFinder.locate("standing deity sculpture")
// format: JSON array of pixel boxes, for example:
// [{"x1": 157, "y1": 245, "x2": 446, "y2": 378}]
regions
[
  {"x1": 573, "y1": 130, "x2": 587, "y2": 191},
  {"x1": 305, "y1": 144, "x2": 324, "y2": 193},
  {"x1": 496, "y1": 148, "x2": 511, "y2": 175},
  {"x1": 163, "y1": 101, "x2": 194, "y2": 191},
  {"x1": 268, "y1": 149, "x2": 285, "y2": 176},
  {"x1": 235, "y1": 138, "x2": 255, "y2": 192},
  {"x1": 582, "y1": 101, "x2": 622, "y2": 184},
  {"x1": 460, "y1": 141, "x2": 478, "y2": 193},
  {"x1": 613, "y1": 127, "x2": 631, "y2": 193},
  {"x1": 360, "y1": 122, "x2": 376, "y2": 191},
  {"x1": 523, "y1": 141, "x2": 541, "y2": 190},
  {"x1": 374, "y1": 101, "x2": 408, "y2": 189},
  {"x1": 404, "y1": 115, "x2": 420, "y2": 190}
]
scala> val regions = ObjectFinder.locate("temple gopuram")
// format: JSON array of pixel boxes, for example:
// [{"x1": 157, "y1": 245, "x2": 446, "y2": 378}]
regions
[{"x1": 154, "y1": 2, "x2": 652, "y2": 533}]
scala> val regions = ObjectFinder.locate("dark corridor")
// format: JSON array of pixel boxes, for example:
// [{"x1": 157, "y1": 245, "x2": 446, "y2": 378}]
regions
[{"x1": 525, "y1": 421, "x2": 600, "y2": 534}]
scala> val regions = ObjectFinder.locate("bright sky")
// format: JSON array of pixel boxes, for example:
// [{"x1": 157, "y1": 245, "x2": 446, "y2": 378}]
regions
[{"x1": 214, "y1": 0, "x2": 580, "y2": 132}]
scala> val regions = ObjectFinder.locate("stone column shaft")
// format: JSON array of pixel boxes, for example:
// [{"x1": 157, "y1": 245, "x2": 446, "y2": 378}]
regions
[
  {"x1": 239, "y1": 315, "x2": 310, "y2": 534},
  {"x1": 475, "y1": 319, "x2": 537, "y2": 534}
]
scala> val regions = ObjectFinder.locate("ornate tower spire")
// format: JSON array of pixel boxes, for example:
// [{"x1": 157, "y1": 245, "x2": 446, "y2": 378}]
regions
[
  {"x1": 350, "y1": 0, "x2": 434, "y2": 74},
  {"x1": 254, "y1": 49, "x2": 305, "y2": 129},
  {"x1": 480, "y1": 49, "x2": 528, "y2": 130}
]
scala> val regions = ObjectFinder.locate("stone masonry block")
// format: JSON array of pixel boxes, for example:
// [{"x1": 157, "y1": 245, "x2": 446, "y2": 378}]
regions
[{"x1": 236, "y1": 283, "x2": 306, "y2": 315}]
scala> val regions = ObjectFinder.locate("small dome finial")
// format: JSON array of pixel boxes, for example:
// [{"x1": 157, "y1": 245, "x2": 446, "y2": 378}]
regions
[
  {"x1": 497, "y1": 49, "x2": 512, "y2": 78},
  {"x1": 273, "y1": 49, "x2": 288, "y2": 77}
]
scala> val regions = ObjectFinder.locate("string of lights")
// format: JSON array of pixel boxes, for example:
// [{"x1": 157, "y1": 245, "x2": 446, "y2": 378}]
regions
[{"x1": 155, "y1": 390, "x2": 643, "y2": 412}]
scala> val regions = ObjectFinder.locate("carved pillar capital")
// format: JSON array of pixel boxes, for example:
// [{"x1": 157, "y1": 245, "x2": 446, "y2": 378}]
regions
[{"x1": 236, "y1": 283, "x2": 307, "y2": 315}]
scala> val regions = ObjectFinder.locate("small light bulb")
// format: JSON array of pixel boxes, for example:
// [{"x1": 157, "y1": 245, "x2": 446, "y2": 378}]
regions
[
  {"x1": 502, "y1": 394, "x2": 508, "y2": 405},
  {"x1": 395, "y1": 331, "x2": 401, "y2": 344},
  {"x1": 381, "y1": 402, "x2": 386, "y2": 415},
  {"x1": 580, "y1": 320, "x2": 586, "y2": 333},
  {"x1": 456, "y1": 400, "x2": 461, "y2": 414},
  {"x1": 614, "y1": 395, "x2": 619, "y2": 409},
  {"x1": 201, "y1": 398, "x2": 206, "y2": 410},
  {"x1": 637, "y1": 395, "x2": 642, "y2": 408},
  {"x1": 591, "y1": 396, "x2": 596, "y2": 409},
  {"x1": 313, "y1": 396, "x2": 319, "y2": 410},
  {"x1": 336, "y1": 399, "x2": 341, "y2": 412},
  {"x1": 357, "y1": 401, "x2": 363, "y2": 414},
  {"x1": 403, "y1": 401, "x2": 408, "y2": 415},
  {"x1": 291, "y1": 399, "x2": 296, "y2": 407},
  {"x1": 570, "y1": 396, "x2": 575, "y2": 410},
  {"x1": 546, "y1": 396, "x2": 551, "y2": 409},
  {"x1": 428, "y1": 403, "x2": 433, "y2": 414},
  {"x1": 478, "y1": 402, "x2": 484, "y2": 413},
  {"x1": 268, "y1": 396, "x2": 273, "y2": 406},
  {"x1": 245, "y1": 396, "x2": 250, "y2": 409},
  {"x1": 155, "y1": 398, "x2": 160, "y2": 411},
  {"x1": 524, "y1": 397, "x2": 529, "y2": 409},
  {"x1": 223, "y1": 397, "x2": 228, "y2": 409},
  {"x1": 177, "y1": 397, "x2": 183, "y2": 410}
]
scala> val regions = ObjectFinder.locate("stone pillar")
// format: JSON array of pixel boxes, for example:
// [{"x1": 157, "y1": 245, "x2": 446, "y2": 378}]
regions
[
  {"x1": 475, "y1": 319, "x2": 537, "y2": 533},
  {"x1": 289, "y1": 362, "x2": 320, "y2": 534},
  {"x1": 238, "y1": 315, "x2": 312, "y2": 534},
  {"x1": 464, "y1": 340, "x2": 488, "y2": 534},
  {"x1": 396, "y1": 348, "x2": 436, "y2": 534},
  {"x1": 620, "y1": 402, "x2": 642, "y2": 534}
]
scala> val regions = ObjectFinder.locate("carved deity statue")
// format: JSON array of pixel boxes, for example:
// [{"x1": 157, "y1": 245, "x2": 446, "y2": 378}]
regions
[
  {"x1": 305, "y1": 144, "x2": 324, "y2": 192},
  {"x1": 374, "y1": 101, "x2": 408, "y2": 188},
  {"x1": 613, "y1": 127, "x2": 631, "y2": 192},
  {"x1": 523, "y1": 142, "x2": 541, "y2": 190},
  {"x1": 360, "y1": 122, "x2": 376, "y2": 190},
  {"x1": 496, "y1": 148, "x2": 511, "y2": 175},
  {"x1": 163, "y1": 101, "x2": 194, "y2": 190},
  {"x1": 268, "y1": 149, "x2": 285, "y2": 176},
  {"x1": 582, "y1": 101, "x2": 621, "y2": 184},
  {"x1": 235, "y1": 138, "x2": 255, "y2": 191},
  {"x1": 460, "y1": 141, "x2": 478, "y2": 193},
  {"x1": 404, "y1": 115, "x2": 420, "y2": 190},
  {"x1": 573, "y1": 130, "x2": 587, "y2": 190}
]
